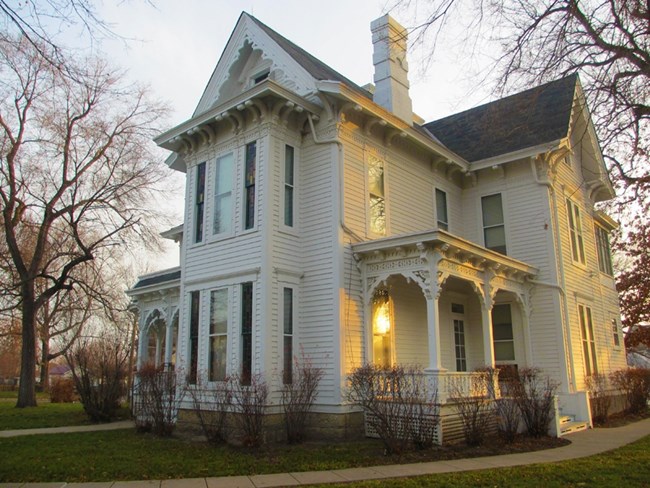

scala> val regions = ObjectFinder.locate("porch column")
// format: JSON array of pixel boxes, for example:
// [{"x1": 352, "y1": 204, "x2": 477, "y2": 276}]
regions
[
  {"x1": 481, "y1": 304, "x2": 495, "y2": 368},
  {"x1": 155, "y1": 328, "x2": 163, "y2": 368},
  {"x1": 425, "y1": 294, "x2": 443, "y2": 370}
]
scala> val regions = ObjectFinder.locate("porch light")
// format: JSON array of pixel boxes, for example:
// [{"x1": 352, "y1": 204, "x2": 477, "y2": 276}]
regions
[{"x1": 373, "y1": 290, "x2": 391, "y2": 335}]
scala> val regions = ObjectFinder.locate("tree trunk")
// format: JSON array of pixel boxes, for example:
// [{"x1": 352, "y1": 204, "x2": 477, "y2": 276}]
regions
[
  {"x1": 16, "y1": 284, "x2": 38, "y2": 408},
  {"x1": 40, "y1": 337, "x2": 50, "y2": 392}
]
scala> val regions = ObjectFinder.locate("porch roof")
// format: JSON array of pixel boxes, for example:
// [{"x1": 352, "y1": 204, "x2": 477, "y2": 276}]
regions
[{"x1": 351, "y1": 229, "x2": 538, "y2": 279}]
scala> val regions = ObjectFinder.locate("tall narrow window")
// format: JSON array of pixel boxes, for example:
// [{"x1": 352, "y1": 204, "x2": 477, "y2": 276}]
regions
[
  {"x1": 578, "y1": 305, "x2": 598, "y2": 376},
  {"x1": 372, "y1": 290, "x2": 392, "y2": 366},
  {"x1": 481, "y1": 193, "x2": 507, "y2": 255},
  {"x1": 188, "y1": 291, "x2": 200, "y2": 384},
  {"x1": 244, "y1": 142, "x2": 257, "y2": 230},
  {"x1": 213, "y1": 153, "x2": 233, "y2": 235},
  {"x1": 595, "y1": 225, "x2": 613, "y2": 275},
  {"x1": 283, "y1": 287, "x2": 293, "y2": 384},
  {"x1": 435, "y1": 189, "x2": 448, "y2": 231},
  {"x1": 284, "y1": 145, "x2": 295, "y2": 227},
  {"x1": 194, "y1": 162, "x2": 206, "y2": 243},
  {"x1": 209, "y1": 289, "x2": 228, "y2": 382},
  {"x1": 611, "y1": 319, "x2": 621, "y2": 348},
  {"x1": 241, "y1": 282, "x2": 253, "y2": 385},
  {"x1": 492, "y1": 304, "x2": 515, "y2": 362},
  {"x1": 567, "y1": 199, "x2": 586, "y2": 264},
  {"x1": 453, "y1": 319, "x2": 467, "y2": 372},
  {"x1": 368, "y1": 156, "x2": 386, "y2": 235}
]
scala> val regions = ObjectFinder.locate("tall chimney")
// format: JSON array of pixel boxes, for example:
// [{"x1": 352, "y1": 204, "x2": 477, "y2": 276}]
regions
[{"x1": 371, "y1": 14, "x2": 413, "y2": 124}]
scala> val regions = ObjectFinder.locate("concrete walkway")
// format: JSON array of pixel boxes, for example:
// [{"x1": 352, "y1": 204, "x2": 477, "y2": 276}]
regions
[
  {"x1": 1, "y1": 418, "x2": 649, "y2": 488},
  {"x1": 0, "y1": 420, "x2": 134, "y2": 438}
]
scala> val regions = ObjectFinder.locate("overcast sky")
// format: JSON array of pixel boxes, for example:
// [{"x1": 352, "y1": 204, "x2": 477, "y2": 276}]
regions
[{"x1": 63, "y1": 0, "x2": 494, "y2": 270}]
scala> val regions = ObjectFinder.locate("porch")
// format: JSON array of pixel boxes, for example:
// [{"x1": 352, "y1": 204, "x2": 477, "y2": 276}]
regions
[{"x1": 352, "y1": 229, "x2": 538, "y2": 403}]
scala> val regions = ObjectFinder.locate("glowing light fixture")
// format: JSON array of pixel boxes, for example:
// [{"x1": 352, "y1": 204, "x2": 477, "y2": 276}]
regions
[{"x1": 374, "y1": 301, "x2": 391, "y2": 335}]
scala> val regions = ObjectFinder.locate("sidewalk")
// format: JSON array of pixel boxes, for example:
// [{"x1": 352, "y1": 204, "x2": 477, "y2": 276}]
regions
[
  {"x1": 2, "y1": 418, "x2": 649, "y2": 488},
  {"x1": 0, "y1": 420, "x2": 134, "y2": 438}
]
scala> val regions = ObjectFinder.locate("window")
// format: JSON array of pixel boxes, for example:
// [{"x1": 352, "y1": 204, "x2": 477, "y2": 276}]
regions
[
  {"x1": 284, "y1": 145, "x2": 295, "y2": 227},
  {"x1": 194, "y1": 162, "x2": 206, "y2": 243},
  {"x1": 213, "y1": 153, "x2": 233, "y2": 235},
  {"x1": 372, "y1": 290, "x2": 392, "y2": 366},
  {"x1": 612, "y1": 319, "x2": 621, "y2": 348},
  {"x1": 451, "y1": 303, "x2": 465, "y2": 314},
  {"x1": 209, "y1": 289, "x2": 228, "y2": 382},
  {"x1": 240, "y1": 282, "x2": 253, "y2": 385},
  {"x1": 481, "y1": 193, "x2": 507, "y2": 255},
  {"x1": 283, "y1": 287, "x2": 294, "y2": 384},
  {"x1": 595, "y1": 225, "x2": 613, "y2": 275},
  {"x1": 567, "y1": 199, "x2": 586, "y2": 264},
  {"x1": 244, "y1": 142, "x2": 257, "y2": 230},
  {"x1": 252, "y1": 69, "x2": 270, "y2": 84},
  {"x1": 453, "y1": 319, "x2": 467, "y2": 372},
  {"x1": 578, "y1": 304, "x2": 598, "y2": 376},
  {"x1": 435, "y1": 189, "x2": 448, "y2": 231},
  {"x1": 188, "y1": 291, "x2": 200, "y2": 384},
  {"x1": 368, "y1": 155, "x2": 386, "y2": 235},
  {"x1": 492, "y1": 304, "x2": 515, "y2": 361}
]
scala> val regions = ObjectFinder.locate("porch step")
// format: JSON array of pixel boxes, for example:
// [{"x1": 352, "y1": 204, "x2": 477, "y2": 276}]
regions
[
  {"x1": 560, "y1": 420, "x2": 589, "y2": 436},
  {"x1": 559, "y1": 414, "x2": 574, "y2": 424}
]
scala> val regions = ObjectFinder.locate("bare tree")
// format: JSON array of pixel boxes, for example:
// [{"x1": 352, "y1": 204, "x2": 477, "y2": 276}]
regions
[{"x1": 0, "y1": 36, "x2": 169, "y2": 407}]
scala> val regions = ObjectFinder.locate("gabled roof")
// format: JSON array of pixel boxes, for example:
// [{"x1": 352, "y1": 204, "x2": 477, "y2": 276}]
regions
[
  {"x1": 248, "y1": 15, "x2": 373, "y2": 101},
  {"x1": 132, "y1": 269, "x2": 181, "y2": 290},
  {"x1": 424, "y1": 75, "x2": 578, "y2": 163}
]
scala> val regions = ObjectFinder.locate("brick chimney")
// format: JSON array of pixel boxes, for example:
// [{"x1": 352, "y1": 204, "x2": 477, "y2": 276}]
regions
[{"x1": 371, "y1": 14, "x2": 413, "y2": 124}]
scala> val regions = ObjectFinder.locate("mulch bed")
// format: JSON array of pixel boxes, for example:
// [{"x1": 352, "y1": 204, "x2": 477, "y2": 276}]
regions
[{"x1": 595, "y1": 410, "x2": 650, "y2": 428}]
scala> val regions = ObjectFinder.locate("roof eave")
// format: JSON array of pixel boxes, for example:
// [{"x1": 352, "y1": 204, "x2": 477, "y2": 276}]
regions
[
  {"x1": 470, "y1": 139, "x2": 566, "y2": 169},
  {"x1": 316, "y1": 81, "x2": 469, "y2": 171}
]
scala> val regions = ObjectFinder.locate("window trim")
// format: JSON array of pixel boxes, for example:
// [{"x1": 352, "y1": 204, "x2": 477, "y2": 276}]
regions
[
  {"x1": 567, "y1": 198, "x2": 586, "y2": 266},
  {"x1": 435, "y1": 188, "x2": 449, "y2": 231},
  {"x1": 481, "y1": 192, "x2": 507, "y2": 255},
  {"x1": 366, "y1": 154, "x2": 389, "y2": 237}
]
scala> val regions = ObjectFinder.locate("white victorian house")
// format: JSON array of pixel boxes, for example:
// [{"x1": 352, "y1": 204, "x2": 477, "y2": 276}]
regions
[{"x1": 128, "y1": 12, "x2": 627, "y2": 440}]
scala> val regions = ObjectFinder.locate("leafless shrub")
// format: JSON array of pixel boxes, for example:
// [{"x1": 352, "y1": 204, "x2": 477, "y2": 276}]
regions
[
  {"x1": 610, "y1": 368, "x2": 650, "y2": 414},
  {"x1": 185, "y1": 376, "x2": 232, "y2": 444},
  {"x1": 66, "y1": 337, "x2": 128, "y2": 422},
  {"x1": 481, "y1": 367, "x2": 520, "y2": 443},
  {"x1": 449, "y1": 372, "x2": 495, "y2": 447},
  {"x1": 229, "y1": 373, "x2": 268, "y2": 447},
  {"x1": 510, "y1": 368, "x2": 558, "y2": 438},
  {"x1": 135, "y1": 364, "x2": 181, "y2": 436},
  {"x1": 346, "y1": 364, "x2": 439, "y2": 455},
  {"x1": 585, "y1": 373, "x2": 612, "y2": 425},
  {"x1": 281, "y1": 356, "x2": 323, "y2": 444},
  {"x1": 49, "y1": 377, "x2": 76, "y2": 403}
]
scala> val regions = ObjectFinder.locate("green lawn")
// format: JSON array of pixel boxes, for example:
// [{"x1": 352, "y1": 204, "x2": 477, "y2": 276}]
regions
[
  {"x1": 0, "y1": 429, "x2": 648, "y2": 485},
  {"x1": 0, "y1": 401, "x2": 129, "y2": 430}
]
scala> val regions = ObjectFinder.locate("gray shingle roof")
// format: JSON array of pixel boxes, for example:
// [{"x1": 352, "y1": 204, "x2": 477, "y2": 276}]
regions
[
  {"x1": 423, "y1": 74, "x2": 578, "y2": 162},
  {"x1": 248, "y1": 14, "x2": 373, "y2": 100},
  {"x1": 133, "y1": 270, "x2": 181, "y2": 290}
]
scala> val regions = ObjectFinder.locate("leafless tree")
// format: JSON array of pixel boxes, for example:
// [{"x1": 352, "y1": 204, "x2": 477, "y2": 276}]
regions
[{"x1": 0, "y1": 35, "x2": 169, "y2": 407}]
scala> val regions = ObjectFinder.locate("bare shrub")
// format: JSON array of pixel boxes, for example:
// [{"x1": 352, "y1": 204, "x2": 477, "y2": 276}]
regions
[
  {"x1": 186, "y1": 376, "x2": 232, "y2": 444},
  {"x1": 449, "y1": 372, "x2": 494, "y2": 447},
  {"x1": 66, "y1": 337, "x2": 128, "y2": 422},
  {"x1": 346, "y1": 364, "x2": 439, "y2": 455},
  {"x1": 49, "y1": 377, "x2": 76, "y2": 403},
  {"x1": 585, "y1": 373, "x2": 612, "y2": 425},
  {"x1": 483, "y1": 367, "x2": 520, "y2": 443},
  {"x1": 135, "y1": 364, "x2": 181, "y2": 436},
  {"x1": 510, "y1": 368, "x2": 558, "y2": 438},
  {"x1": 229, "y1": 373, "x2": 268, "y2": 447},
  {"x1": 610, "y1": 368, "x2": 650, "y2": 414},
  {"x1": 281, "y1": 356, "x2": 323, "y2": 444}
]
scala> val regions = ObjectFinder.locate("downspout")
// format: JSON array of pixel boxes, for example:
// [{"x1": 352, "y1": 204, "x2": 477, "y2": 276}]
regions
[
  {"x1": 530, "y1": 157, "x2": 577, "y2": 392},
  {"x1": 307, "y1": 113, "x2": 363, "y2": 241}
]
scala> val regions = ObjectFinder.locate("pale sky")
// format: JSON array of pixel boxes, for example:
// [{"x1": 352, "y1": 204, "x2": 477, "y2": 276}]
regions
[{"x1": 68, "y1": 1, "x2": 494, "y2": 270}]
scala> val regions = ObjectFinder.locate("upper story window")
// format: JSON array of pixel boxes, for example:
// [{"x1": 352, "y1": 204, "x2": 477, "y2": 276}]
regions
[
  {"x1": 213, "y1": 153, "x2": 234, "y2": 235},
  {"x1": 567, "y1": 199, "x2": 586, "y2": 265},
  {"x1": 209, "y1": 288, "x2": 229, "y2": 382},
  {"x1": 595, "y1": 225, "x2": 613, "y2": 275},
  {"x1": 611, "y1": 318, "x2": 621, "y2": 348},
  {"x1": 368, "y1": 155, "x2": 386, "y2": 236},
  {"x1": 284, "y1": 145, "x2": 295, "y2": 228},
  {"x1": 481, "y1": 193, "x2": 507, "y2": 255},
  {"x1": 194, "y1": 162, "x2": 206, "y2": 243},
  {"x1": 435, "y1": 188, "x2": 448, "y2": 231},
  {"x1": 244, "y1": 142, "x2": 257, "y2": 230}
]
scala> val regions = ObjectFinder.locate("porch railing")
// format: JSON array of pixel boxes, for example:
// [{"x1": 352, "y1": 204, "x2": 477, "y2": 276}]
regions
[{"x1": 425, "y1": 370, "x2": 500, "y2": 403}]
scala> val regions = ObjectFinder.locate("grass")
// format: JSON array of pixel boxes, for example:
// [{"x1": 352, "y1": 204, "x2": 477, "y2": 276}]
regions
[
  {"x1": 0, "y1": 401, "x2": 130, "y2": 430},
  {"x1": 0, "y1": 428, "x2": 648, "y2": 485},
  {"x1": 0, "y1": 390, "x2": 49, "y2": 400}
]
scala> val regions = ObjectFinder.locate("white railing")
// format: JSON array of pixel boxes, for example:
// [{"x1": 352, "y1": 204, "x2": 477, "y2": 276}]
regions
[{"x1": 425, "y1": 370, "x2": 500, "y2": 403}]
